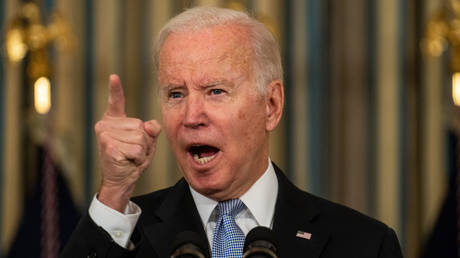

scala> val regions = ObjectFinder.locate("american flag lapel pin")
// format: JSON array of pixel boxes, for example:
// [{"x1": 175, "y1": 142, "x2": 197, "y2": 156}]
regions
[{"x1": 296, "y1": 230, "x2": 312, "y2": 240}]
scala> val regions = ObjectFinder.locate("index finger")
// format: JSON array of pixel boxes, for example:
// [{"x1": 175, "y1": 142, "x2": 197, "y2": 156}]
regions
[{"x1": 105, "y1": 74, "x2": 126, "y2": 117}]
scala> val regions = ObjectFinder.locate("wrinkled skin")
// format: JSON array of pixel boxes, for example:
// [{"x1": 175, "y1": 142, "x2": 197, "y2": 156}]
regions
[
  {"x1": 95, "y1": 23, "x2": 284, "y2": 211},
  {"x1": 95, "y1": 75, "x2": 161, "y2": 212},
  {"x1": 158, "y1": 24, "x2": 284, "y2": 200}
]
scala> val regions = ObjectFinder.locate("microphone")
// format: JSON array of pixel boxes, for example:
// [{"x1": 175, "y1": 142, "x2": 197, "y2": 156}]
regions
[
  {"x1": 170, "y1": 231, "x2": 210, "y2": 258},
  {"x1": 243, "y1": 226, "x2": 279, "y2": 258}
]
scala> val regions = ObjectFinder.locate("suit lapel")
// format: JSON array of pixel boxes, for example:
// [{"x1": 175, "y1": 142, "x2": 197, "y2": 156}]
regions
[
  {"x1": 142, "y1": 179, "x2": 210, "y2": 258},
  {"x1": 272, "y1": 165, "x2": 330, "y2": 258},
  {"x1": 139, "y1": 165, "x2": 329, "y2": 257}
]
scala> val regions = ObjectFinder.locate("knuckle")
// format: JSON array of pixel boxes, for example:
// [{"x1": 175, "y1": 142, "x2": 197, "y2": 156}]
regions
[
  {"x1": 97, "y1": 131, "x2": 110, "y2": 144},
  {"x1": 104, "y1": 143, "x2": 116, "y2": 155},
  {"x1": 147, "y1": 120, "x2": 162, "y2": 136},
  {"x1": 132, "y1": 144, "x2": 145, "y2": 157},
  {"x1": 94, "y1": 120, "x2": 105, "y2": 133},
  {"x1": 131, "y1": 118, "x2": 144, "y2": 130},
  {"x1": 113, "y1": 155, "x2": 125, "y2": 164},
  {"x1": 104, "y1": 143, "x2": 123, "y2": 161},
  {"x1": 133, "y1": 131, "x2": 144, "y2": 143}
]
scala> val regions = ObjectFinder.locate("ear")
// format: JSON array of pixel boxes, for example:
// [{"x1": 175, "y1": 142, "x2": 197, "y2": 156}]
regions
[{"x1": 265, "y1": 80, "x2": 284, "y2": 132}]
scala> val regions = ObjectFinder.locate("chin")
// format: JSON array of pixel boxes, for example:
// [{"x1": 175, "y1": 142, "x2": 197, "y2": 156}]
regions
[{"x1": 188, "y1": 175, "x2": 228, "y2": 196}]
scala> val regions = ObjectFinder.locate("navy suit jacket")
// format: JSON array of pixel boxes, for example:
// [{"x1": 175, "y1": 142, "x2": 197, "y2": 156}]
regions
[{"x1": 61, "y1": 164, "x2": 403, "y2": 257}]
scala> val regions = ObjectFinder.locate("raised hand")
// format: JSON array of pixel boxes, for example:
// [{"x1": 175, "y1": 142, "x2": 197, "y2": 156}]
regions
[{"x1": 95, "y1": 74, "x2": 161, "y2": 212}]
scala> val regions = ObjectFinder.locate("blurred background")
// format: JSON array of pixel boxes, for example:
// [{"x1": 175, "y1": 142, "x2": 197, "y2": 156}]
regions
[{"x1": 0, "y1": 0, "x2": 458, "y2": 257}]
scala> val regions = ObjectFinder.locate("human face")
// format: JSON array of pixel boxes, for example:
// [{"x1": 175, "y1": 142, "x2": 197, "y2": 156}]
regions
[{"x1": 158, "y1": 24, "x2": 280, "y2": 201}]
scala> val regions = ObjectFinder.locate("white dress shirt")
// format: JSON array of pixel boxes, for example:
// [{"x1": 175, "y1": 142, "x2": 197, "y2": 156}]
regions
[
  {"x1": 190, "y1": 159, "x2": 278, "y2": 247},
  {"x1": 89, "y1": 159, "x2": 278, "y2": 249},
  {"x1": 89, "y1": 194, "x2": 141, "y2": 248}
]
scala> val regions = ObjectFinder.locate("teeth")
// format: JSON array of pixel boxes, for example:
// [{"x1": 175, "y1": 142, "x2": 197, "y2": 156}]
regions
[{"x1": 193, "y1": 153, "x2": 217, "y2": 164}]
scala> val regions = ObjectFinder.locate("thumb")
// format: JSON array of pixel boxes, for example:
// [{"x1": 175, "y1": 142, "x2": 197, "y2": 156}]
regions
[
  {"x1": 105, "y1": 74, "x2": 126, "y2": 117},
  {"x1": 144, "y1": 120, "x2": 162, "y2": 137}
]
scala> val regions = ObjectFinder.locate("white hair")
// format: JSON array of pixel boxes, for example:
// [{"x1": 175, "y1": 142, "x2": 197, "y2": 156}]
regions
[{"x1": 154, "y1": 6, "x2": 283, "y2": 94}]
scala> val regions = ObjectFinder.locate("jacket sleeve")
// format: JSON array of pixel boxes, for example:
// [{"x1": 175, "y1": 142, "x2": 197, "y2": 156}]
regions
[
  {"x1": 378, "y1": 227, "x2": 404, "y2": 258},
  {"x1": 60, "y1": 213, "x2": 139, "y2": 258}
]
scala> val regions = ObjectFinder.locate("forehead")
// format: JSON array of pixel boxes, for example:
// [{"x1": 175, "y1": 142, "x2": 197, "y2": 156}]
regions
[{"x1": 158, "y1": 24, "x2": 253, "y2": 82}]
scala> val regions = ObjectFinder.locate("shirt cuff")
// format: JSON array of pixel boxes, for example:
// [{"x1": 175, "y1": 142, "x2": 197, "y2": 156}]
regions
[{"x1": 88, "y1": 194, "x2": 141, "y2": 248}]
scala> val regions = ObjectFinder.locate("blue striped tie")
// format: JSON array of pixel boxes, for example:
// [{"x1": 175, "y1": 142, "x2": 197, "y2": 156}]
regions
[{"x1": 212, "y1": 199, "x2": 245, "y2": 258}]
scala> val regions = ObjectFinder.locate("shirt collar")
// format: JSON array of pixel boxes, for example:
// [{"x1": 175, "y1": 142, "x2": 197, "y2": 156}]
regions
[
  {"x1": 240, "y1": 160, "x2": 278, "y2": 227},
  {"x1": 189, "y1": 159, "x2": 278, "y2": 228}
]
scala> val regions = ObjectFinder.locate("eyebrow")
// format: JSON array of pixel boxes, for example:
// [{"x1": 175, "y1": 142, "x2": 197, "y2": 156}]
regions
[
  {"x1": 162, "y1": 84, "x2": 185, "y2": 91},
  {"x1": 200, "y1": 80, "x2": 226, "y2": 88},
  {"x1": 161, "y1": 80, "x2": 233, "y2": 92}
]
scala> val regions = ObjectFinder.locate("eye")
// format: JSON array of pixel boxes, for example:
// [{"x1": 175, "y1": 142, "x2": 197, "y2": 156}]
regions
[
  {"x1": 210, "y1": 89, "x2": 224, "y2": 95},
  {"x1": 169, "y1": 91, "x2": 183, "y2": 99}
]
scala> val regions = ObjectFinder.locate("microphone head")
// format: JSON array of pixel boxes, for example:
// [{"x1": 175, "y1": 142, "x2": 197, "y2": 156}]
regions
[
  {"x1": 243, "y1": 226, "x2": 279, "y2": 258},
  {"x1": 170, "y1": 231, "x2": 210, "y2": 258}
]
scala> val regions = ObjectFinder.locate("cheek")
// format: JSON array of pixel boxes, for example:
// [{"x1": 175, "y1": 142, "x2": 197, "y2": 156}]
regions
[
  {"x1": 233, "y1": 107, "x2": 266, "y2": 144},
  {"x1": 237, "y1": 110, "x2": 246, "y2": 120},
  {"x1": 236, "y1": 110, "x2": 250, "y2": 138}
]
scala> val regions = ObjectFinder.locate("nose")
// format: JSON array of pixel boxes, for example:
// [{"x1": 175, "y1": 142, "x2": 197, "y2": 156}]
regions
[{"x1": 183, "y1": 93, "x2": 207, "y2": 128}]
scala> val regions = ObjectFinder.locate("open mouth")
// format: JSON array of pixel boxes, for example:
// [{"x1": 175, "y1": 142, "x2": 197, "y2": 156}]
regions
[{"x1": 188, "y1": 145, "x2": 220, "y2": 165}]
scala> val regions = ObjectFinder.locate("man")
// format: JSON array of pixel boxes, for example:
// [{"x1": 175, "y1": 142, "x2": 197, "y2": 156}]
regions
[{"x1": 62, "y1": 7, "x2": 403, "y2": 258}]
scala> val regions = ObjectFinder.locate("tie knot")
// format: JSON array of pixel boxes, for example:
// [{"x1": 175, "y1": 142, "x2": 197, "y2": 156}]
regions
[{"x1": 216, "y1": 199, "x2": 244, "y2": 217}]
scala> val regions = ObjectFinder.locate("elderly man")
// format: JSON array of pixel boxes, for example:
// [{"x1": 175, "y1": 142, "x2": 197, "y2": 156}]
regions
[{"x1": 62, "y1": 7, "x2": 403, "y2": 258}]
